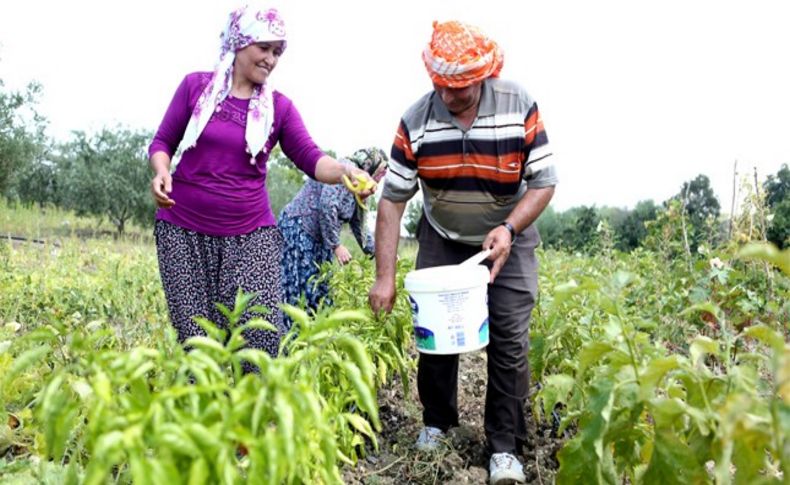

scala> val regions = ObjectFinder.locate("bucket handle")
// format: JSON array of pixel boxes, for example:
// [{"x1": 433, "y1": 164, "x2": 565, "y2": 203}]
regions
[{"x1": 459, "y1": 248, "x2": 492, "y2": 267}]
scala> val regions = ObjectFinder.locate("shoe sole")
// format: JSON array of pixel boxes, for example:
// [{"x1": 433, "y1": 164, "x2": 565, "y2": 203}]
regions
[{"x1": 490, "y1": 479, "x2": 525, "y2": 485}]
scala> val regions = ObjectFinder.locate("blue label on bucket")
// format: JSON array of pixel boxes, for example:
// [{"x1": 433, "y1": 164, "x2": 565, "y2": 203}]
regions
[
  {"x1": 408, "y1": 296, "x2": 419, "y2": 325},
  {"x1": 414, "y1": 326, "x2": 436, "y2": 351},
  {"x1": 478, "y1": 318, "x2": 489, "y2": 344}
]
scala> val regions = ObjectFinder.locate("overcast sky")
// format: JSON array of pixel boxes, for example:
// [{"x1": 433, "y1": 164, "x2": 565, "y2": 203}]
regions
[{"x1": 1, "y1": 0, "x2": 788, "y2": 211}]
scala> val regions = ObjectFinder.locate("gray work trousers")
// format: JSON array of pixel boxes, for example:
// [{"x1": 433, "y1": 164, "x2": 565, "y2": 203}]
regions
[{"x1": 415, "y1": 217, "x2": 539, "y2": 453}]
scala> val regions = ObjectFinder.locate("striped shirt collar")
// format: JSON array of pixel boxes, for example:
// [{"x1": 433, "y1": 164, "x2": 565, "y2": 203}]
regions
[{"x1": 430, "y1": 79, "x2": 497, "y2": 122}]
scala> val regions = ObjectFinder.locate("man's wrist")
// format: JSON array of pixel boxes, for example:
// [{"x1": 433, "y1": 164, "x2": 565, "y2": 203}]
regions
[{"x1": 500, "y1": 221, "x2": 517, "y2": 242}]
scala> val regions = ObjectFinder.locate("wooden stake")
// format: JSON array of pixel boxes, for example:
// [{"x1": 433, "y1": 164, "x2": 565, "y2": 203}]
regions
[{"x1": 728, "y1": 160, "x2": 737, "y2": 240}]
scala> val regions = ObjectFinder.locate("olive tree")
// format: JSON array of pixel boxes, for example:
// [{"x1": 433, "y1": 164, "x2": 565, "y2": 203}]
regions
[
  {"x1": 0, "y1": 79, "x2": 48, "y2": 198},
  {"x1": 57, "y1": 127, "x2": 154, "y2": 235},
  {"x1": 765, "y1": 164, "x2": 790, "y2": 248},
  {"x1": 265, "y1": 146, "x2": 306, "y2": 217}
]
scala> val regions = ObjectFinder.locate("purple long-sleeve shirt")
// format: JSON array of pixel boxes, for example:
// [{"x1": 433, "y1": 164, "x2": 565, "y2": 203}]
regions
[{"x1": 149, "y1": 72, "x2": 323, "y2": 236}]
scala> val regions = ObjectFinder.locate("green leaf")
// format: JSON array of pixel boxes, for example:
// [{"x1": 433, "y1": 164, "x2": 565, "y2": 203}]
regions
[
  {"x1": 2, "y1": 344, "x2": 50, "y2": 387},
  {"x1": 324, "y1": 309, "x2": 370, "y2": 325},
  {"x1": 649, "y1": 398, "x2": 685, "y2": 428},
  {"x1": 538, "y1": 374, "x2": 575, "y2": 418},
  {"x1": 578, "y1": 342, "x2": 616, "y2": 377},
  {"x1": 251, "y1": 387, "x2": 269, "y2": 436},
  {"x1": 186, "y1": 423, "x2": 220, "y2": 453},
  {"x1": 732, "y1": 424, "x2": 772, "y2": 484},
  {"x1": 343, "y1": 412, "x2": 372, "y2": 437},
  {"x1": 742, "y1": 325, "x2": 785, "y2": 353},
  {"x1": 157, "y1": 423, "x2": 201, "y2": 458},
  {"x1": 148, "y1": 457, "x2": 181, "y2": 485},
  {"x1": 738, "y1": 242, "x2": 790, "y2": 275},
  {"x1": 274, "y1": 394, "x2": 295, "y2": 461},
  {"x1": 216, "y1": 446, "x2": 239, "y2": 485},
  {"x1": 92, "y1": 369, "x2": 112, "y2": 404},
  {"x1": 129, "y1": 454, "x2": 152, "y2": 485},
  {"x1": 340, "y1": 361, "x2": 380, "y2": 431},
  {"x1": 553, "y1": 280, "x2": 580, "y2": 303},
  {"x1": 642, "y1": 429, "x2": 707, "y2": 485},
  {"x1": 238, "y1": 317, "x2": 277, "y2": 333},
  {"x1": 92, "y1": 430, "x2": 124, "y2": 461},
  {"x1": 188, "y1": 458, "x2": 211, "y2": 485},
  {"x1": 334, "y1": 335, "x2": 375, "y2": 389},
  {"x1": 185, "y1": 336, "x2": 230, "y2": 360},
  {"x1": 640, "y1": 356, "x2": 683, "y2": 399},
  {"x1": 281, "y1": 304, "x2": 311, "y2": 330},
  {"x1": 681, "y1": 301, "x2": 722, "y2": 323},
  {"x1": 689, "y1": 336, "x2": 719, "y2": 368},
  {"x1": 192, "y1": 316, "x2": 226, "y2": 342},
  {"x1": 556, "y1": 380, "x2": 617, "y2": 484}
]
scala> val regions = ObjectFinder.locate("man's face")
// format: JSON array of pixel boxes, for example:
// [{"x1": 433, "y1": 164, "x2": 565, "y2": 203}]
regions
[{"x1": 433, "y1": 82, "x2": 483, "y2": 115}]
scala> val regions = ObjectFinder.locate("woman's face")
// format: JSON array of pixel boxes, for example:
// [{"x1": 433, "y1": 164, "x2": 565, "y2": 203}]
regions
[{"x1": 234, "y1": 41, "x2": 284, "y2": 85}]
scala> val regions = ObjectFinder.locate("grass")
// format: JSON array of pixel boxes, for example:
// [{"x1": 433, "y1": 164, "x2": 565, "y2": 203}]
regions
[
  {"x1": 3, "y1": 200, "x2": 418, "y2": 259},
  {"x1": 1, "y1": 200, "x2": 153, "y2": 245}
]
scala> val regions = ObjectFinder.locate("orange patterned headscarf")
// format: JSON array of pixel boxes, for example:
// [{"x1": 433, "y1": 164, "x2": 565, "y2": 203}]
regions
[{"x1": 422, "y1": 20, "x2": 504, "y2": 88}]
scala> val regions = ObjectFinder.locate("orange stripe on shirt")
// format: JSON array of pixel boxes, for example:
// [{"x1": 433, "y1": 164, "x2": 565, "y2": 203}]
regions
[
  {"x1": 394, "y1": 125, "x2": 416, "y2": 163},
  {"x1": 419, "y1": 152, "x2": 523, "y2": 170},
  {"x1": 418, "y1": 152, "x2": 524, "y2": 184},
  {"x1": 419, "y1": 165, "x2": 522, "y2": 184},
  {"x1": 524, "y1": 110, "x2": 544, "y2": 145}
]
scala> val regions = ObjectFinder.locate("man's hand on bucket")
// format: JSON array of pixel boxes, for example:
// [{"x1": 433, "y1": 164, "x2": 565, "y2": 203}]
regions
[{"x1": 483, "y1": 225, "x2": 513, "y2": 283}]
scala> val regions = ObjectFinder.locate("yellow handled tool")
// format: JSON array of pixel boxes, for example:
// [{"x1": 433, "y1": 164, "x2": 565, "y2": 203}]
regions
[{"x1": 342, "y1": 173, "x2": 378, "y2": 210}]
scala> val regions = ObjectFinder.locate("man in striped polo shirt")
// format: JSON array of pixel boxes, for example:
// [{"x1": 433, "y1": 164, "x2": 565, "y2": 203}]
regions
[{"x1": 368, "y1": 20, "x2": 557, "y2": 485}]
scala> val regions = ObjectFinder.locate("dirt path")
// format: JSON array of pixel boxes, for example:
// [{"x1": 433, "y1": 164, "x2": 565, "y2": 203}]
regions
[{"x1": 343, "y1": 352, "x2": 564, "y2": 484}]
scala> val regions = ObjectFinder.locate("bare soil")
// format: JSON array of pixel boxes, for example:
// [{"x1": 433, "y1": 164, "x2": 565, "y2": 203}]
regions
[{"x1": 343, "y1": 351, "x2": 565, "y2": 484}]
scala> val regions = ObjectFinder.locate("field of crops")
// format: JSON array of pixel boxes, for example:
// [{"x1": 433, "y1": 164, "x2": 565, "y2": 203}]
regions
[{"x1": 1, "y1": 204, "x2": 789, "y2": 484}]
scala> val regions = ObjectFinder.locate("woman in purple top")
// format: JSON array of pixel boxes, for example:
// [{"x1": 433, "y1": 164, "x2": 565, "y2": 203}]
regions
[
  {"x1": 148, "y1": 4, "x2": 375, "y2": 359},
  {"x1": 279, "y1": 147, "x2": 388, "y2": 312}
]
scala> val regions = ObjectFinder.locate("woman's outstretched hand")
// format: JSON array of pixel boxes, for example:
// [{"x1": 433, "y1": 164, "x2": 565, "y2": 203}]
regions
[{"x1": 342, "y1": 166, "x2": 378, "y2": 199}]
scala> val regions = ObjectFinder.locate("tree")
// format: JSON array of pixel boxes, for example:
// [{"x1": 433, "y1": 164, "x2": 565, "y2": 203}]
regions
[
  {"x1": 612, "y1": 200, "x2": 658, "y2": 251},
  {"x1": 767, "y1": 199, "x2": 790, "y2": 249},
  {"x1": 0, "y1": 79, "x2": 48, "y2": 197},
  {"x1": 535, "y1": 205, "x2": 563, "y2": 249},
  {"x1": 643, "y1": 199, "x2": 690, "y2": 263},
  {"x1": 569, "y1": 206, "x2": 600, "y2": 253},
  {"x1": 12, "y1": 158, "x2": 61, "y2": 207},
  {"x1": 764, "y1": 163, "x2": 790, "y2": 208},
  {"x1": 670, "y1": 174, "x2": 721, "y2": 250},
  {"x1": 536, "y1": 205, "x2": 602, "y2": 252},
  {"x1": 57, "y1": 127, "x2": 154, "y2": 235},
  {"x1": 265, "y1": 146, "x2": 306, "y2": 217},
  {"x1": 765, "y1": 164, "x2": 790, "y2": 248}
]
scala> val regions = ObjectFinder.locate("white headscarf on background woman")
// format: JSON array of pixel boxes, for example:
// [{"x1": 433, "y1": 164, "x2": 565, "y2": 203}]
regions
[{"x1": 179, "y1": 5, "x2": 287, "y2": 164}]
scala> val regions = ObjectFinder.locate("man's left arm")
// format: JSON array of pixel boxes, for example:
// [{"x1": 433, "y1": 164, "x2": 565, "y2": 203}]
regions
[{"x1": 483, "y1": 186, "x2": 555, "y2": 282}]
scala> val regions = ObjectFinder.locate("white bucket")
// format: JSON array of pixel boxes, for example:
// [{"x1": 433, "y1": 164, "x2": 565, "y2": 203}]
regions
[{"x1": 404, "y1": 264, "x2": 490, "y2": 354}]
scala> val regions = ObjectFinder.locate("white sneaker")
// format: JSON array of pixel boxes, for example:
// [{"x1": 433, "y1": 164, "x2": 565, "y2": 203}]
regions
[
  {"x1": 415, "y1": 426, "x2": 445, "y2": 452},
  {"x1": 489, "y1": 452, "x2": 526, "y2": 484}
]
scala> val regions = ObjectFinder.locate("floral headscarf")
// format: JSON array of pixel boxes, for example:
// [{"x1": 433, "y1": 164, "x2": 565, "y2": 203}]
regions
[
  {"x1": 422, "y1": 20, "x2": 503, "y2": 88},
  {"x1": 345, "y1": 147, "x2": 389, "y2": 176},
  {"x1": 179, "y1": 4, "x2": 287, "y2": 164},
  {"x1": 342, "y1": 147, "x2": 388, "y2": 220}
]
